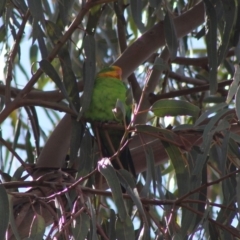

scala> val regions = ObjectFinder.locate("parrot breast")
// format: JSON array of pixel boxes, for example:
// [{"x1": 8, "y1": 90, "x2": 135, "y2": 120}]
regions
[{"x1": 84, "y1": 77, "x2": 129, "y2": 122}]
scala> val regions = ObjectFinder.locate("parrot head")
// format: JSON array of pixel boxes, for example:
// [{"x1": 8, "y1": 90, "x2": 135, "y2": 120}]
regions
[{"x1": 97, "y1": 66, "x2": 122, "y2": 80}]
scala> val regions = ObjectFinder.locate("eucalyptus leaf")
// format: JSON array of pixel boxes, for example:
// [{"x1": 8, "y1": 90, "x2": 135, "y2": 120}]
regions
[
  {"x1": 226, "y1": 64, "x2": 240, "y2": 104},
  {"x1": 151, "y1": 99, "x2": 200, "y2": 117},
  {"x1": 28, "y1": 214, "x2": 45, "y2": 240},
  {"x1": 204, "y1": 0, "x2": 218, "y2": 94},
  {"x1": 164, "y1": 11, "x2": 178, "y2": 59},
  {"x1": 218, "y1": 0, "x2": 237, "y2": 65},
  {"x1": 98, "y1": 158, "x2": 127, "y2": 221}
]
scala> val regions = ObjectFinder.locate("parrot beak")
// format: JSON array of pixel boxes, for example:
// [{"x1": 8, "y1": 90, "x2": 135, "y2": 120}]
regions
[{"x1": 112, "y1": 66, "x2": 122, "y2": 79}]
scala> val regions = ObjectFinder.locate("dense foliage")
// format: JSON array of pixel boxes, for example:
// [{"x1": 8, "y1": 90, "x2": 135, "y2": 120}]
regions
[{"x1": 0, "y1": 0, "x2": 240, "y2": 239}]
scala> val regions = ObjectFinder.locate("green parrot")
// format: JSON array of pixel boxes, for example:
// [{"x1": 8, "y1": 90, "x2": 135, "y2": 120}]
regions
[{"x1": 84, "y1": 66, "x2": 136, "y2": 177}]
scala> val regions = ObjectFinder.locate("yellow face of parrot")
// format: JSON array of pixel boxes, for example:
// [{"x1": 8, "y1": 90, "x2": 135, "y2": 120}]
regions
[{"x1": 97, "y1": 66, "x2": 122, "y2": 80}]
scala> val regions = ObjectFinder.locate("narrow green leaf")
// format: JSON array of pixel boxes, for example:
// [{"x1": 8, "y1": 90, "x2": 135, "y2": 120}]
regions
[
  {"x1": 98, "y1": 158, "x2": 127, "y2": 221},
  {"x1": 161, "y1": 141, "x2": 188, "y2": 197},
  {"x1": 235, "y1": 84, "x2": 240, "y2": 120},
  {"x1": 116, "y1": 217, "x2": 135, "y2": 240},
  {"x1": 25, "y1": 130, "x2": 34, "y2": 163},
  {"x1": 45, "y1": 20, "x2": 81, "y2": 113},
  {"x1": 151, "y1": 99, "x2": 200, "y2": 117},
  {"x1": 130, "y1": 0, "x2": 145, "y2": 33},
  {"x1": 237, "y1": 174, "x2": 240, "y2": 217},
  {"x1": 69, "y1": 119, "x2": 84, "y2": 167},
  {"x1": 204, "y1": 0, "x2": 218, "y2": 94},
  {"x1": 218, "y1": 0, "x2": 237, "y2": 65},
  {"x1": 218, "y1": 130, "x2": 230, "y2": 172},
  {"x1": 180, "y1": 140, "x2": 210, "y2": 237},
  {"x1": 29, "y1": 214, "x2": 45, "y2": 240},
  {"x1": 136, "y1": 125, "x2": 179, "y2": 143},
  {"x1": 77, "y1": 130, "x2": 93, "y2": 177},
  {"x1": 31, "y1": 20, "x2": 42, "y2": 45},
  {"x1": 57, "y1": 0, "x2": 75, "y2": 29},
  {"x1": 72, "y1": 212, "x2": 90, "y2": 240},
  {"x1": 86, "y1": 4, "x2": 103, "y2": 35},
  {"x1": 140, "y1": 147, "x2": 155, "y2": 197},
  {"x1": 117, "y1": 169, "x2": 136, "y2": 189},
  {"x1": 203, "y1": 96, "x2": 226, "y2": 103},
  {"x1": 78, "y1": 35, "x2": 96, "y2": 120},
  {"x1": 227, "y1": 64, "x2": 240, "y2": 104},
  {"x1": 11, "y1": 119, "x2": 22, "y2": 163},
  {"x1": 216, "y1": 160, "x2": 236, "y2": 224},
  {"x1": 0, "y1": 185, "x2": 9, "y2": 239},
  {"x1": 8, "y1": 195, "x2": 21, "y2": 240},
  {"x1": 37, "y1": 33, "x2": 48, "y2": 58},
  {"x1": 194, "y1": 102, "x2": 227, "y2": 126},
  {"x1": 30, "y1": 44, "x2": 38, "y2": 73},
  {"x1": 117, "y1": 170, "x2": 150, "y2": 238},
  {"x1": 39, "y1": 59, "x2": 77, "y2": 113},
  {"x1": 173, "y1": 124, "x2": 194, "y2": 131},
  {"x1": 87, "y1": 198, "x2": 97, "y2": 240},
  {"x1": 153, "y1": 56, "x2": 168, "y2": 72},
  {"x1": 27, "y1": 0, "x2": 45, "y2": 25},
  {"x1": 149, "y1": 0, "x2": 162, "y2": 8},
  {"x1": 202, "y1": 108, "x2": 231, "y2": 147},
  {"x1": 60, "y1": 52, "x2": 80, "y2": 112},
  {"x1": 12, "y1": 165, "x2": 25, "y2": 181},
  {"x1": 164, "y1": 11, "x2": 178, "y2": 59},
  {"x1": 229, "y1": 132, "x2": 240, "y2": 144},
  {"x1": 108, "y1": 209, "x2": 116, "y2": 240},
  {"x1": 223, "y1": 59, "x2": 234, "y2": 77},
  {"x1": 42, "y1": 0, "x2": 52, "y2": 17},
  {"x1": 0, "y1": 0, "x2": 6, "y2": 17},
  {"x1": 228, "y1": 138, "x2": 240, "y2": 160},
  {"x1": 0, "y1": 25, "x2": 6, "y2": 43}
]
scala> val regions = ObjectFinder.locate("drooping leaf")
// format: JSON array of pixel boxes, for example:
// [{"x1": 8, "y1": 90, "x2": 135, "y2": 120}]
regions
[
  {"x1": 86, "y1": 4, "x2": 103, "y2": 35},
  {"x1": 39, "y1": 59, "x2": 77, "y2": 112},
  {"x1": 194, "y1": 102, "x2": 227, "y2": 126},
  {"x1": 115, "y1": 216, "x2": 135, "y2": 240},
  {"x1": 72, "y1": 212, "x2": 90, "y2": 240},
  {"x1": 108, "y1": 209, "x2": 116, "y2": 240},
  {"x1": 226, "y1": 65, "x2": 240, "y2": 104},
  {"x1": 57, "y1": 0, "x2": 75, "y2": 29},
  {"x1": 27, "y1": 0, "x2": 45, "y2": 25},
  {"x1": 29, "y1": 44, "x2": 38, "y2": 74},
  {"x1": 129, "y1": 0, "x2": 145, "y2": 33},
  {"x1": 234, "y1": 84, "x2": 240, "y2": 120},
  {"x1": 218, "y1": 0, "x2": 237, "y2": 65},
  {"x1": 28, "y1": 214, "x2": 45, "y2": 240},
  {"x1": 164, "y1": 11, "x2": 178, "y2": 60},
  {"x1": 153, "y1": 56, "x2": 169, "y2": 72},
  {"x1": 0, "y1": 0, "x2": 6, "y2": 17},
  {"x1": 78, "y1": 35, "x2": 96, "y2": 120},
  {"x1": 87, "y1": 198, "x2": 97, "y2": 240},
  {"x1": 140, "y1": 147, "x2": 156, "y2": 197},
  {"x1": 77, "y1": 130, "x2": 93, "y2": 177},
  {"x1": 204, "y1": 0, "x2": 218, "y2": 94},
  {"x1": 149, "y1": 0, "x2": 162, "y2": 8},
  {"x1": 25, "y1": 130, "x2": 34, "y2": 163},
  {"x1": 151, "y1": 99, "x2": 200, "y2": 117},
  {"x1": 98, "y1": 158, "x2": 127, "y2": 221}
]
